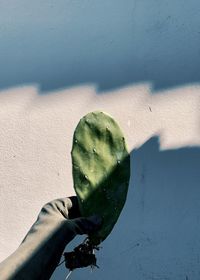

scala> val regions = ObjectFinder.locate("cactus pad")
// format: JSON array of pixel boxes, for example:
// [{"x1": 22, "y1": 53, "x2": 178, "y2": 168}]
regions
[{"x1": 71, "y1": 111, "x2": 130, "y2": 245}]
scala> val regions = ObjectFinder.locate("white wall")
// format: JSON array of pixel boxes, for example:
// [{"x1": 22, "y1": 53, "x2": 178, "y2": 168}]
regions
[{"x1": 0, "y1": 1, "x2": 200, "y2": 279}]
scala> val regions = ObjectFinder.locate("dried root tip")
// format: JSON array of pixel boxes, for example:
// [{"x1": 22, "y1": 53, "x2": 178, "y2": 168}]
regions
[{"x1": 64, "y1": 239, "x2": 100, "y2": 271}]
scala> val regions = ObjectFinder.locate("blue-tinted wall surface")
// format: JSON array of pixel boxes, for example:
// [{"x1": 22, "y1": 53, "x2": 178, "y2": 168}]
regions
[{"x1": 0, "y1": 1, "x2": 200, "y2": 92}]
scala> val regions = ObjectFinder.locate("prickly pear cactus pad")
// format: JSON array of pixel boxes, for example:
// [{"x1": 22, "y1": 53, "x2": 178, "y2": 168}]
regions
[{"x1": 71, "y1": 111, "x2": 130, "y2": 245}]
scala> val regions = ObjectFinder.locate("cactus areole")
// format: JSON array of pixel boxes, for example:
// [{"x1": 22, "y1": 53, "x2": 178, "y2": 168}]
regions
[{"x1": 71, "y1": 111, "x2": 130, "y2": 245}]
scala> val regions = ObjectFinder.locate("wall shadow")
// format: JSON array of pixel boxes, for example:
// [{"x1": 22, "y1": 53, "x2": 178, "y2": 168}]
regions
[
  {"x1": 52, "y1": 137, "x2": 200, "y2": 279},
  {"x1": 0, "y1": 1, "x2": 200, "y2": 93},
  {"x1": 1, "y1": 134, "x2": 199, "y2": 279}
]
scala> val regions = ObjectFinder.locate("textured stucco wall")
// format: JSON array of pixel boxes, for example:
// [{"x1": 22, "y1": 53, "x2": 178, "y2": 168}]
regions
[{"x1": 0, "y1": 1, "x2": 200, "y2": 279}]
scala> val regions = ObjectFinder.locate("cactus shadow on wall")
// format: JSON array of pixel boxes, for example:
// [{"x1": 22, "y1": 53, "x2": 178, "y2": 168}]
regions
[
  {"x1": 51, "y1": 136, "x2": 200, "y2": 279},
  {"x1": 112, "y1": 137, "x2": 200, "y2": 279}
]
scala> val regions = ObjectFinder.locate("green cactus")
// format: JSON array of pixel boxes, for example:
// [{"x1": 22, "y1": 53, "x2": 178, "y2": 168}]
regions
[{"x1": 71, "y1": 111, "x2": 130, "y2": 245}]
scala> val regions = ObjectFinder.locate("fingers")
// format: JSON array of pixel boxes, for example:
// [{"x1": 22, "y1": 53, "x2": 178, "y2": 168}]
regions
[
  {"x1": 72, "y1": 215, "x2": 102, "y2": 235},
  {"x1": 53, "y1": 196, "x2": 82, "y2": 219},
  {"x1": 41, "y1": 197, "x2": 102, "y2": 236},
  {"x1": 40, "y1": 196, "x2": 81, "y2": 219}
]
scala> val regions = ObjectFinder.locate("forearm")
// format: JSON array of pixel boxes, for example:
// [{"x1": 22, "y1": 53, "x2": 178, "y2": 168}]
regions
[
  {"x1": 0, "y1": 210, "x2": 76, "y2": 279},
  {"x1": 0, "y1": 197, "x2": 100, "y2": 280}
]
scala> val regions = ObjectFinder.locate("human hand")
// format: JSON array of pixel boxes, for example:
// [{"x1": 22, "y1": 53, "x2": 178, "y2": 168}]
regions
[{"x1": 0, "y1": 196, "x2": 101, "y2": 280}]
